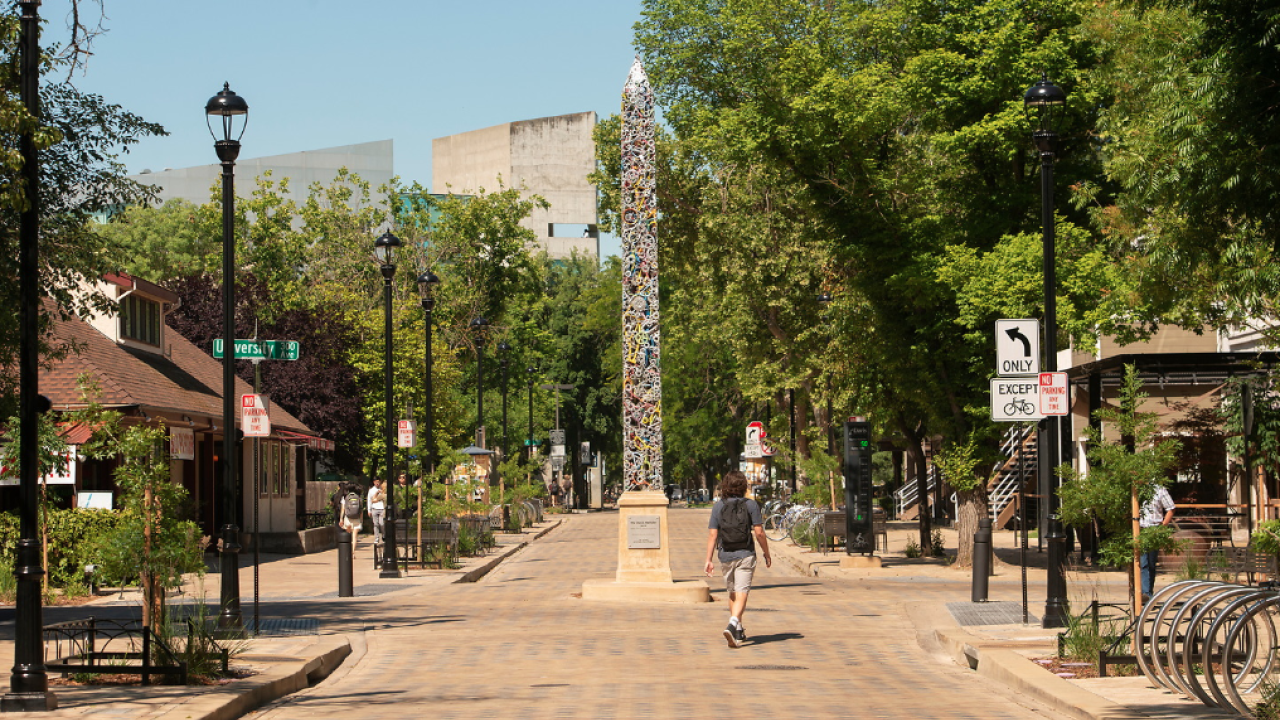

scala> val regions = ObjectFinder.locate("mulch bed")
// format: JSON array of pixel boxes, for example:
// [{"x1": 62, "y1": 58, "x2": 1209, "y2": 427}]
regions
[{"x1": 1032, "y1": 657, "x2": 1138, "y2": 679}]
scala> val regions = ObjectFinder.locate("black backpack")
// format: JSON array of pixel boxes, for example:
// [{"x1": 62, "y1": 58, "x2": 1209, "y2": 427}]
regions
[{"x1": 719, "y1": 498, "x2": 753, "y2": 552}]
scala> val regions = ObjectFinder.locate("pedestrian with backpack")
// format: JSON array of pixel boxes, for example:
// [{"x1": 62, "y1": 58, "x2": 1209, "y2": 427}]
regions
[
  {"x1": 704, "y1": 470, "x2": 770, "y2": 648},
  {"x1": 334, "y1": 482, "x2": 363, "y2": 546}
]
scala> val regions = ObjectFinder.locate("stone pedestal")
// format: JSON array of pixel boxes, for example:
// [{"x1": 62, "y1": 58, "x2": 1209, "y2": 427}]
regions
[
  {"x1": 581, "y1": 491, "x2": 710, "y2": 603},
  {"x1": 839, "y1": 555, "x2": 883, "y2": 569}
]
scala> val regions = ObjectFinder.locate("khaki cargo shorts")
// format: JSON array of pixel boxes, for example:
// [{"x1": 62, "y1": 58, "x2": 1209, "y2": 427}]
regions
[{"x1": 721, "y1": 554, "x2": 757, "y2": 593}]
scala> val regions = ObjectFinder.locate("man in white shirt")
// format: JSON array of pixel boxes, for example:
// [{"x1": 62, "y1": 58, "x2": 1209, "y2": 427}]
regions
[
  {"x1": 1139, "y1": 485, "x2": 1176, "y2": 600},
  {"x1": 368, "y1": 479, "x2": 387, "y2": 545}
]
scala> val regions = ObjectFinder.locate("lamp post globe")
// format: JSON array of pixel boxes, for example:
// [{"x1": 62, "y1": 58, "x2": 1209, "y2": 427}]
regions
[
  {"x1": 206, "y1": 82, "x2": 249, "y2": 634},
  {"x1": 417, "y1": 271, "x2": 440, "y2": 478},
  {"x1": 1023, "y1": 73, "x2": 1069, "y2": 628},
  {"x1": 377, "y1": 230, "x2": 402, "y2": 578}
]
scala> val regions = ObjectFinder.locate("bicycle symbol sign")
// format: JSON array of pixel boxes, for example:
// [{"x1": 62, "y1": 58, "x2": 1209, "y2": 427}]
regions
[{"x1": 990, "y1": 379, "x2": 1044, "y2": 422}]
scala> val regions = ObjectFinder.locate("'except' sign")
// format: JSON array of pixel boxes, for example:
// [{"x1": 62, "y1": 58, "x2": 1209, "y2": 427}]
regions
[{"x1": 990, "y1": 379, "x2": 1044, "y2": 422}]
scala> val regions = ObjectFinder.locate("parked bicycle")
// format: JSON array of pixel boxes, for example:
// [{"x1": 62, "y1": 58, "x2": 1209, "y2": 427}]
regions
[{"x1": 764, "y1": 503, "x2": 820, "y2": 543}]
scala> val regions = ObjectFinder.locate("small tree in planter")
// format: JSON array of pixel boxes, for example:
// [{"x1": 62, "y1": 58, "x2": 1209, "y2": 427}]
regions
[
  {"x1": 1060, "y1": 365, "x2": 1182, "y2": 617},
  {"x1": 72, "y1": 377, "x2": 205, "y2": 630}
]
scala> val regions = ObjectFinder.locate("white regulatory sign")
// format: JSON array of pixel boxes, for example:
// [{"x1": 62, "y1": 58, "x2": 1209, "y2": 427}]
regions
[
  {"x1": 241, "y1": 394, "x2": 271, "y2": 437},
  {"x1": 397, "y1": 420, "x2": 417, "y2": 448},
  {"x1": 996, "y1": 319, "x2": 1040, "y2": 376},
  {"x1": 1039, "y1": 372, "x2": 1070, "y2": 416},
  {"x1": 991, "y1": 379, "x2": 1044, "y2": 422}
]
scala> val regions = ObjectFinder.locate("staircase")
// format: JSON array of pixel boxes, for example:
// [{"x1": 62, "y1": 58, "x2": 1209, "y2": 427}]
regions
[
  {"x1": 894, "y1": 465, "x2": 939, "y2": 520},
  {"x1": 988, "y1": 425, "x2": 1038, "y2": 528}
]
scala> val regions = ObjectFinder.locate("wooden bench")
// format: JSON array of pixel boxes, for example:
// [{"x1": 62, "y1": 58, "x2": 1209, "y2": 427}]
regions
[
  {"x1": 373, "y1": 519, "x2": 459, "y2": 569},
  {"x1": 457, "y1": 514, "x2": 494, "y2": 554},
  {"x1": 1207, "y1": 546, "x2": 1278, "y2": 584},
  {"x1": 822, "y1": 510, "x2": 888, "y2": 554},
  {"x1": 822, "y1": 512, "x2": 845, "y2": 554}
]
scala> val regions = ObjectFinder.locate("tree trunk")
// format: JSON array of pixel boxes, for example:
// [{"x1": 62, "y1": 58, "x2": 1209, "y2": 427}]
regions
[
  {"x1": 907, "y1": 437, "x2": 932, "y2": 553},
  {"x1": 954, "y1": 482, "x2": 988, "y2": 568}
]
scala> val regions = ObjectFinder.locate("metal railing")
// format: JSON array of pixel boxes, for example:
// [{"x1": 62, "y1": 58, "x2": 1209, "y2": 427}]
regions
[
  {"x1": 988, "y1": 425, "x2": 1037, "y2": 525},
  {"x1": 893, "y1": 465, "x2": 939, "y2": 518},
  {"x1": 43, "y1": 617, "x2": 201, "y2": 685}
]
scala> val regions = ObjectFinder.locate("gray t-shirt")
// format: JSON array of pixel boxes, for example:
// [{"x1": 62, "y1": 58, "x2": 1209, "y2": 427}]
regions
[{"x1": 709, "y1": 497, "x2": 763, "y2": 561}]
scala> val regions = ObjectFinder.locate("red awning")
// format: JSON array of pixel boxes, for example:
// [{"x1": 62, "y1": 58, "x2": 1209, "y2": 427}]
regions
[{"x1": 276, "y1": 430, "x2": 334, "y2": 452}]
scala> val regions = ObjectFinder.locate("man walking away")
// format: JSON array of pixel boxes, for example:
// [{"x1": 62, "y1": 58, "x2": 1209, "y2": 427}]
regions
[{"x1": 705, "y1": 470, "x2": 771, "y2": 648}]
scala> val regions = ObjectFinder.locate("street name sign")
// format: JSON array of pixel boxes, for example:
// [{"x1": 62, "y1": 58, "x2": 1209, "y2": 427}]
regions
[
  {"x1": 213, "y1": 339, "x2": 300, "y2": 361},
  {"x1": 995, "y1": 319, "x2": 1040, "y2": 376},
  {"x1": 241, "y1": 394, "x2": 271, "y2": 437},
  {"x1": 991, "y1": 379, "x2": 1044, "y2": 422},
  {"x1": 1039, "y1": 372, "x2": 1070, "y2": 416}
]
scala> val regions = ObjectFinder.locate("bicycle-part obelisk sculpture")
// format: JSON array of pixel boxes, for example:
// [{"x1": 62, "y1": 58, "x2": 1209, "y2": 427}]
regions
[
  {"x1": 621, "y1": 57, "x2": 664, "y2": 493},
  {"x1": 583, "y1": 57, "x2": 708, "y2": 604}
]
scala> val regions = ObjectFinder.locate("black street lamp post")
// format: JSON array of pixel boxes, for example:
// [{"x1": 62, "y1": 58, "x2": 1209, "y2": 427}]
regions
[
  {"x1": 526, "y1": 367, "x2": 536, "y2": 461},
  {"x1": 417, "y1": 271, "x2": 440, "y2": 480},
  {"x1": 498, "y1": 343, "x2": 511, "y2": 461},
  {"x1": 376, "y1": 230, "x2": 402, "y2": 579},
  {"x1": 817, "y1": 292, "x2": 835, "y2": 454},
  {"x1": 4, "y1": 0, "x2": 56, "y2": 710},
  {"x1": 497, "y1": 342, "x2": 511, "y2": 502},
  {"x1": 206, "y1": 82, "x2": 248, "y2": 634},
  {"x1": 471, "y1": 318, "x2": 489, "y2": 447},
  {"x1": 1025, "y1": 74, "x2": 1069, "y2": 628}
]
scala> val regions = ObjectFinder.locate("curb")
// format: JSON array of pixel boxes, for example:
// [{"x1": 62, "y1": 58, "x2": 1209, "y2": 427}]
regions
[
  {"x1": 454, "y1": 519, "x2": 562, "y2": 583},
  {"x1": 157, "y1": 635, "x2": 351, "y2": 720},
  {"x1": 916, "y1": 604, "x2": 1141, "y2": 720},
  {"x1": 456, "y1": 542, "x2": 528, "y2": 583}
]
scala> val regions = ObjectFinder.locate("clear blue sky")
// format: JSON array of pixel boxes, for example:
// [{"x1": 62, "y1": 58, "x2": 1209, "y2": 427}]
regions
[{"x1": 45, "y1": 0, "x2": 644, "y2": 258}]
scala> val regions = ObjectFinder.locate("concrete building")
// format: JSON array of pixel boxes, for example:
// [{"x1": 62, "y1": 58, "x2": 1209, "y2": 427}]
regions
[
  {"x1": 128, "y1": 139, "x2": 395, "y2": 209},
  {"x1": 433, "y1": 112, "x2": 599, "y2": 259}
]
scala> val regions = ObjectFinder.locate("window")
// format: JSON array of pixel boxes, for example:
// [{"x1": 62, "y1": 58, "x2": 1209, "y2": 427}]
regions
[{"x1": 120, "y1": 294, "x2": 161, "y2": 346}]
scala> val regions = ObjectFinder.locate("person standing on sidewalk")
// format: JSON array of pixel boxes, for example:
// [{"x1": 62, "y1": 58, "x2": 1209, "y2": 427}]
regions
[
  {"x1": 1139, "y1": 484, "x2": 1176, "y2": 601},
  {"x1": 704, "y1": 470, "x2": 770, "y2": 648},
  {"x1": 368, "y1": 478, "x2": 387, "y2": 545}
]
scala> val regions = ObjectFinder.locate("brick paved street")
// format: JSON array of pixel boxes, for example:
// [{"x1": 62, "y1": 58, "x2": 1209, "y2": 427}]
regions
[{"x1": 248, "y1": 509, "x2": 1060, "y2": 720}]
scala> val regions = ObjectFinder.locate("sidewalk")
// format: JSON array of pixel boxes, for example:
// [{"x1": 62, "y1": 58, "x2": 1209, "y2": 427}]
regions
[
  {"x1": 768, "y1": 519, "x2": 1240, "y2": 720},
  {"x1": 0, "y1": 511, "x2": 1246, "y2": 719},
  {"x1": 0, "y1": 519, "x2": 561, "y2": 720}
]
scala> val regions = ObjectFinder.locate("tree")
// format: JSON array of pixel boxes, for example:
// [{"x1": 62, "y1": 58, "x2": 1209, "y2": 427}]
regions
[
  {"x1": 0, "y1": 12, "x2": 165, "y2": 414},
  {"x1": 72, "y1": 377, "x2": 205, "y2": 629},
  {"x1": 95, "y1": 199, "x2": 220, "y2": 282},
  {"x1": 629, "y1": 0, "x2": 1105, "y2": 556},
  {"x1": 164, "y1": 272, "x2": 370, "y2": 473},
  {"x1": 1059, "y1": 366, "x2": 1182, "y2": 613},
  {"x1": 1077, "y1": 0, "x2": 1280, "y2": 340}
]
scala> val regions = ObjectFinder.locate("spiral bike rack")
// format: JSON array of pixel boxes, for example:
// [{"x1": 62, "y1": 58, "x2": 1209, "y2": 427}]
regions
[{"x1": 1135, "y1": 579, "x2": 1280, "y2": 717}]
